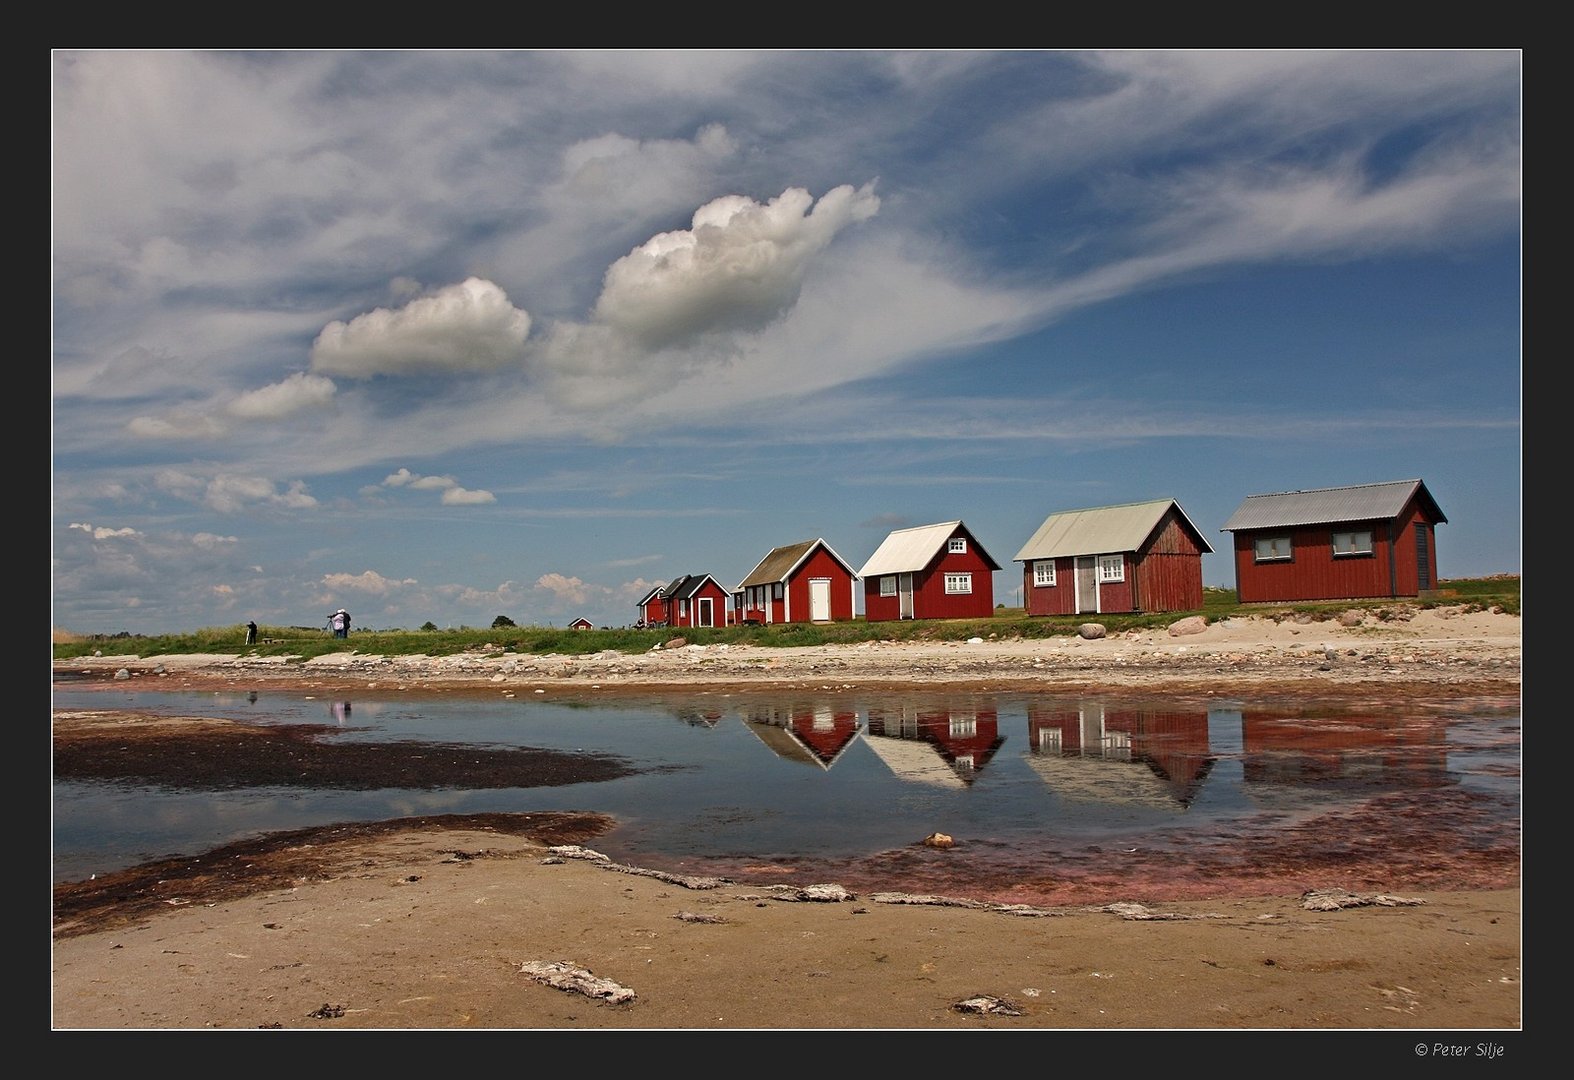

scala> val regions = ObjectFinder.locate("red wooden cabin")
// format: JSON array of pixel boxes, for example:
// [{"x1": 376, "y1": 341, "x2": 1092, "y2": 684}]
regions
[
  {"x1": 735, "y1": 538, "x2": 858, "y2": 624},
  {"x1": 1013, "y1": 499, "x2": 1211, "y2": 616},
  {"x1": 1220, "y1": 479, "x2": 1446, "y2": 603},
  {"x1": 858, "y1": 520, "x2": 1000, "y2": 621}
]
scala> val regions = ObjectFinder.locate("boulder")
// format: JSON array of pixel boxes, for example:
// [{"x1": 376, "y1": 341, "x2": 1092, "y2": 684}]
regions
[
  {"x1": 1167, "y1": 615, "x2": 1208, "y2": 637},
  {"x1": 1077, "y1": 623, "x2": 1106, "y2": 640}
]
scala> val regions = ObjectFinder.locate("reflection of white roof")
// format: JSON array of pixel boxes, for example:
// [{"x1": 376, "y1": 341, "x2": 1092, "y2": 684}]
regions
[
  {"x1": 863, "y1": 734, "x2": 967, "y2": 789},
  {"x1": 1022, "y1": 752, "x2": 1187, "y2": 811}
]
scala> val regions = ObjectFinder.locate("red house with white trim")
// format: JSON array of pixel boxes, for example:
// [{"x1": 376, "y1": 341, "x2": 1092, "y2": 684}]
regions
[
  {"x1": 735, "y1": 538, "x2": 858, "y2": 624},
  {"x1": 1014, "y1": 498, "x2": 1212, "y2": 615},
  {"x1": 858, "y1": 520, "x2": 1000, "y2": 621},
  {"x1": 1220, "y1": 479, "x2": 1446, "y2": 603},
  {"x1": 662, "y1": 573, "x2": 729, "y2": 628},
  {"x1": 635, "y1": 584, "x2": 670, "y2": 627}
]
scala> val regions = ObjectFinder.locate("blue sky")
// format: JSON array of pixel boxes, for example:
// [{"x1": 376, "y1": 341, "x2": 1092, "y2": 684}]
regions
[{"x1": 52, "y1": 50, "x2": 1522, "y2": 634}]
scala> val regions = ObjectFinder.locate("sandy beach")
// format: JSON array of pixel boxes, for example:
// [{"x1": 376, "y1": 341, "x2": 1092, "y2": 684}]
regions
[{"x1": 51, "y1": 605, "x2": 1522, "y2": 1035}]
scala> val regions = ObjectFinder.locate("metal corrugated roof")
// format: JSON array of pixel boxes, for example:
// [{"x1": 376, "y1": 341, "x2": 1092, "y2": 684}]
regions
[
  {"x1": 857, "y1": 521, "x2": 1001, "y2": 577},
  {"x1": 1219, "y1": 479, "x2": 1445, "y2": 531},
  {"x1": 1012, "y1": 499, "x2": 1211, "y2": 562}
]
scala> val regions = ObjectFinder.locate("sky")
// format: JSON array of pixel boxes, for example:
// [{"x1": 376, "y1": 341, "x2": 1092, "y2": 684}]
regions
[{"x1": 52, "y1": 50, "x2": 1522, "y2": 634}]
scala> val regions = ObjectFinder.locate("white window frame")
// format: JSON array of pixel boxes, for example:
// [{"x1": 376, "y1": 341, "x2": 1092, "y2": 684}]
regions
[
  {"x1": 948, "y1": 537, "x2": 967, "y2": 554},
  {"x1": 879, "y1": 575, "x2": 897, "y2": 597},
  {"x1": 944, "y1": 572, "x2": 972, "y2": 594},
  {"x1": 1253, "y1": 535, "x2": 1293, "y2": 562},
  {"x1": 1096, "y1": 554, "x2": 1125, "y2": 583},
  {"x1": 1331, "y1": 529, "x2": 1374, "y2": 557},
  {"x1": 1033, "y1": 560, "x2": 1056, "y2": 587}
]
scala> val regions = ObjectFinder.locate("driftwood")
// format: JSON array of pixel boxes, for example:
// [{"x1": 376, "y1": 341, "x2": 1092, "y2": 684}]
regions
[
  {"x1": 953, "y1": 995, "x2": 1022, "y2": 1016},
  {"x1": 752, "y1": 883, "x2": 856, "y2": 903},
  {"x1": 1300, "y1": 888, "x2": 1426, "y2": 911},
  {"x1": 1098, "y1": 902, "x2": 1224, "y2": 921},
  {"x1": 869, "y1": 892, "x2": 1062, "y2": 917},
  {"x1": 673, "y1": 910, "x2": 728, "y2": 924},
  {"x1": 518, "y1": 961, "x2": 636, "y2": 1004},
  {"x1": 544, "y1": 844, "x2": 730, "y2": 889}
]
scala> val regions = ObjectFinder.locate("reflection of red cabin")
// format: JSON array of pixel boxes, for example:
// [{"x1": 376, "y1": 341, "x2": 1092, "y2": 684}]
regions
[
  {"x1": 865, "y1": 700, "x2": 1002, "y2": 783},
  {"x1": 1220, "y1": 479, "x2": 1447, "y2": 603},
  {"x1": 1026, "y1": 701, "x2": 1213, "y2": 805},
  {"x1": 742, "y1": 702, "x2": 862, "y2": 768},
  {"x1": 662, "y1": 573, "x2": 729, "y2": 628},
  {"x1": 858, "y1": 520, "x2": 1000, "y2": 621},
  {"x1": 1240, "y1": 709, "x2": 1452, "y2": 788},
  {"x1": 568, "y1": 617, "x2": 594, "y2": 630},
  {"x1": 1014, "y1": 499, "x2": 1212, "y2": 616},
  {"x1": 735, "y1": 538, "x2": 858, "y2": 624}
]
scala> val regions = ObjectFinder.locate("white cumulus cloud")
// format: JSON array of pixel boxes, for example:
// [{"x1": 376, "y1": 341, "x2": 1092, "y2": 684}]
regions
[
  {"x1": 310, "y1": 277, "x2": 531, "y2": 378},
  {"x1": 592, "y1": 184, "x2": 880, "y2": 349},
  {"x1": 227, "y1": 372, "x2": 337, "y2": 420}
]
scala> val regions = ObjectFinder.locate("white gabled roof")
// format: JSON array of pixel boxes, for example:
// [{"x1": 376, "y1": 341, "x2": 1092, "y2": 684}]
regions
[
  {"x1": 1013, "y1": 499, "x2": 1212, "y2": 563},
  {"x1": 857, "y1": 520, "x2": 1000, "y2": 577}
]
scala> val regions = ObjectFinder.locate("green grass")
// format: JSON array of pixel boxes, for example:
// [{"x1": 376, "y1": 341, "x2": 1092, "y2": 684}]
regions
[{"x1": 52, "y1": 575, "x2": 1518, "y2": 663}]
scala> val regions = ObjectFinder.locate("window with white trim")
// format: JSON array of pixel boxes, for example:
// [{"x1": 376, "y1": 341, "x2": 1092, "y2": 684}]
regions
[
  {"x1": 1253, "y1": 535, "x2": 1293, "y2": 562},
  {"x1": 1331, "y1": 529, "x2": 1373, "y2": 556},
  {"x1": 772, "y1": 582, "x2": 783, "y2": 600},
  {"x1": 1033, "y1": 560, "x2": 1056, "y2": 587},
  {"x1": 944, "y1": 572, "x2": 972, "y2": 594},
  {"x1": 880, "y1": 576, "x2": 896, "y2": 596},
  {"x1": 1096, "y1": 554, "x2": 1125, "y2": 582},
  {"x1": 948, "y1": 537, "x2": 967, "y2": 554}
]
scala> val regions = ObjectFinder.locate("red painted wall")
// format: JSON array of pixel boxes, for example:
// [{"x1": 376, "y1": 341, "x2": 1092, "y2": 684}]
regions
[
  {"x1": 1231, "y1": 500, "x2": 1441, "y2": 602},
  {"x1": 863, "y1": 531, "x2": 998, "y2": 621},
  {"x1": 785, "y1": 546, "x2": 856, "y2": 622},
  {"x1": 671, "y1": 579, "x2": 729, "y2": 628},
  {"x1": 1020, "y1": 512, "x2": 1205, "y2": 616}
]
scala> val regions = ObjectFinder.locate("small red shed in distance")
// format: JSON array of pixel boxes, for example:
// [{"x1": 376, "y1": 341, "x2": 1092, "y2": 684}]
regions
[{"x1": 857, "y1": 520, "x2": 1000, "y2": 621}]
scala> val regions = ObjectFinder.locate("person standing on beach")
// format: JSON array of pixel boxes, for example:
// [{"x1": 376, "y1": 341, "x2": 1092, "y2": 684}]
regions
[
  {"x1": 245, "y1": 620, "x2": 258, "y2": 645},
  {"x1": 330, "y1": 609, "x2": 348, "y2": 639}
]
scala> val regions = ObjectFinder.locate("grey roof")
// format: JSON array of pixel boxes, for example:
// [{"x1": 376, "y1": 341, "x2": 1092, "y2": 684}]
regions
[
  {"x1": 1013, "y1": 499, "x2": 1212, "y2": 563},
  {"x1": 1219, "y1": 479, "x2": 1446, "y2": 532},
  {"x1": 737, "y1": 538, "x2": 857, "y2": 589},
  {"x1": 1021, "y1": 753, "x2": 1191, "y2": 811},
  {"x1": 857, "y1": 520, "x2": 1001, "y2": 578},
  {"x1": 666, "y1": 573, "x2": 721, "y2": 601}
]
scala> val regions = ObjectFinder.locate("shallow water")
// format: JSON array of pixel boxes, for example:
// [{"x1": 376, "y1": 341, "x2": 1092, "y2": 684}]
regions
[{"x1": 51, "y1": 685, "x2": 1520, "y2": 886}]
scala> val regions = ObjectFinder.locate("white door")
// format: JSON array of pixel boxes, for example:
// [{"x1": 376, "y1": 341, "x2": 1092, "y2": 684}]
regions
[
  {"x1": 809, "y1": 577, "x2": 831, "y2": 621},
  {"x1": 898, "y1": 573, "x2": 914, "y2": 619}
]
